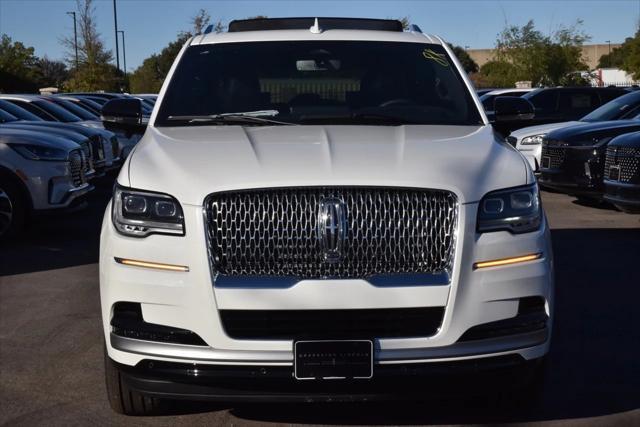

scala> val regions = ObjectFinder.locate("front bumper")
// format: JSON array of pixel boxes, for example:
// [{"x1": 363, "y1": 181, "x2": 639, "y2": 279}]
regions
[
  {"x1": 25, "y1": 161, "x2": 94, "y2": 210},
  {"x1": 100, "y1": 199, "x2": 554, "y2": 373},
  {"x1": 114, "y1": 353, "x2": 540, "y2": 402},
  {"x1": 604, "y1": 180, "x2": 640, "y2": 213}
]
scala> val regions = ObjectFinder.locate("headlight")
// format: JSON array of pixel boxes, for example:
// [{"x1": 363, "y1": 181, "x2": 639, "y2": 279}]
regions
[
  {"x1": 9, "y1": 144, "x2": 69, "y2": 161},
  {"x1": 520, "y1": 135, "x2": 544, "y2": 145},
  {"x1": 477, "y1": 183, "x2": 542, "y2": 234},
  {"x1": 112, "y1": 184, "x2": 185, "y2": 237}
]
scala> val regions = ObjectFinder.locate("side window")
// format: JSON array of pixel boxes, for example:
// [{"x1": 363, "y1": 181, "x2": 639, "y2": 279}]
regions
[
  {"x1": 558, "y1": 91, "x2": 597, "y2": 113},
  {"x1": 530, "y1": 91, "x2": 558, "y2": 113}
]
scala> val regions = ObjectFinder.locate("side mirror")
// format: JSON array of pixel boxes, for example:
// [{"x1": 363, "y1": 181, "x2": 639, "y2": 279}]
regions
[
  {"x1": 494, "y1": 96, "x2": 535, "y2": 122},
  {"x1": 101, "y1": 98, "x2": 146, "y2": 136}
]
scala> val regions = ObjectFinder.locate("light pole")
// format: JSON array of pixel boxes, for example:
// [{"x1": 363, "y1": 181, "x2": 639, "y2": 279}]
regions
[
  {"x1": 113, "y1": 0, "x2": 120, "y2": 72},
  {"x1": 66, "y1": 11, "x2": 78, "y2": 68},
  {"x1": 117, "y1": 30, "x2": 127, "y2": 79}
]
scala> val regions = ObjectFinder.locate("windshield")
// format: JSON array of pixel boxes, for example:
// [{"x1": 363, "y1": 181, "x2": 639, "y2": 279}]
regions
[
  {"x1": 0, "y1": 100, "x2": 43, "y2": 121},
  {"x1": 156, "y1": 41, "x2": 482, "y2": 127},
  {"x1": 50, "y1": 98, "x2": 98, "y2": 120},
  {"x1": 581, "y1": 91, "x2": 640, "y2": 122},
  {"x1": 0, "y1": 108, "x2": 18, "y2": 123},
  {"x1": 32, "y1": 100, "x2": 82, "y2": 122}
]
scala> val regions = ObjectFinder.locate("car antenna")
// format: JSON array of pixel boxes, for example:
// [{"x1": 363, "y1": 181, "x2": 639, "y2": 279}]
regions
[{"x1": 309, "y1": 18, "x2": 322, "y2": 34}]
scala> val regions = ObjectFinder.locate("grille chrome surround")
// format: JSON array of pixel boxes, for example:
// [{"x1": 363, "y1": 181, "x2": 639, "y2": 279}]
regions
[
  {"x1": 205, "y1": 187, "x2": 459, "y2": 281},
  {"x1": 69, "y1": 149, "x2": 87, "y2": 187},
  {"x1": 604, "y1": 146, "x2": 640, "y2": 183}
]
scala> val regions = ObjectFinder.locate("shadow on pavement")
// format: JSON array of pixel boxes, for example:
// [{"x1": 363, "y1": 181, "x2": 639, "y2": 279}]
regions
[
  {"x1": 228, "y1": 228, "x2": 640, "y2": 424},
  {"x1": 0, "y1": 182, "x2": 111, "y2": 276}
]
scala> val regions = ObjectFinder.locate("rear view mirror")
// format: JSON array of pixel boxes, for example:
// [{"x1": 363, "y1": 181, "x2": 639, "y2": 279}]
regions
[
  {"x1": 101, "y1": 98, "x2": 146, "y2": 136},
  {"x1": 493, "y1": 96, "x2": 535, "y2": 122}
]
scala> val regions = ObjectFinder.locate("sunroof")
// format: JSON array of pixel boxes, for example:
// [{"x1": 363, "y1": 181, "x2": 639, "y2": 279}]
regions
[{"x1": 227, "y1": 17, "x2": 404, "y2": 33}]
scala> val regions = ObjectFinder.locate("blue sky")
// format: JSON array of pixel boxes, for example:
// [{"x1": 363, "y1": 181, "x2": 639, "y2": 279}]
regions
[{"x1": 1, "y1": 0, "x2": 638, "y2": 71}]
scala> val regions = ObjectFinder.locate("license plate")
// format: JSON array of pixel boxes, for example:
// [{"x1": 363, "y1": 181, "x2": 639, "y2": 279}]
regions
[
  {"x1": 294, "y1": 340, "x2": 373, "y2": 380},
  {"x1": 609, "y1": 165, "x2": 620, "y2": 181},
  {"x1": 541, "y1": 156, "x2": 550, "y2": 169}
]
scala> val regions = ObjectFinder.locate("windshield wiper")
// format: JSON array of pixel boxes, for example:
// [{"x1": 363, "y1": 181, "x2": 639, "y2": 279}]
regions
[{"x1": 167, "y1": 110, "x2": 294, "y2": 125}]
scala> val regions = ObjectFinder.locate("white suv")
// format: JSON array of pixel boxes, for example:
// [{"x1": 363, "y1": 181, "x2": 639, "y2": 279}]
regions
[{"x1": 99, "y1": 18, "x2": 553, "y2": 414}]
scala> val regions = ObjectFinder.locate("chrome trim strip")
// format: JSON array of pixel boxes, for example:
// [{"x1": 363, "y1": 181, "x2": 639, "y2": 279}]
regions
[
  {"x1": 110, "y1": 328, "x2": 547, "y2": 366},
  {"x1": 213, "y1": 272, "x2": 451, "y2": 289},
  {"x1": 110, "y1": 334, "x2": 292, "y2": 365}
]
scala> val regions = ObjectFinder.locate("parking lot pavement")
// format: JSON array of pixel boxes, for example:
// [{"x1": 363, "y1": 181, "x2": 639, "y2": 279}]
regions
[{"x1": 1, "y1": 183, "x2": 639, "y2": 426}]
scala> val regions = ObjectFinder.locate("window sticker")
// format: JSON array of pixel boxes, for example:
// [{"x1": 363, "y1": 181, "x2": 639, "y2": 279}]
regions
[{"x1": 422, "y1": 49, "x2": 449, "y2": 67}]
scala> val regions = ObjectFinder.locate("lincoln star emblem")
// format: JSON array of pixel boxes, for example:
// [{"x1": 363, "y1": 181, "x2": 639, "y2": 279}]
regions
[{"x1": 317, "y1": 197, "x2": 347, "y2": 263}]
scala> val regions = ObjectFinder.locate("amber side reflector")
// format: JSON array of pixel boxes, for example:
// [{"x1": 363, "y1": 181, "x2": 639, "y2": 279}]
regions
[
  {"x1": 473, "y1": 253, "x2": 542, "y2": 270},
  {"x1": 114, "y1": 257, "x2": 189, "y2": 272}
]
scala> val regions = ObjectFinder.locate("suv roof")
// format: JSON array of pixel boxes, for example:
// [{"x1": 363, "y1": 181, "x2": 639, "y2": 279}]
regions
[
  {"x1": 227, "y1": 17, "x2": 405, "y2": 33},
  {"x1": 192, "y1": 17, "x2": 441, "y2": 46}
]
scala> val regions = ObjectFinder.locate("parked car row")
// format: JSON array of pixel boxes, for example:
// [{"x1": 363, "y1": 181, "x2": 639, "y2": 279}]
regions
[
  {"x1": 478, "y1": 86, "x2": 640, "y2": 213},
  {"x1": 0, "y1": 92, "x2": 157, "y2": 240}
]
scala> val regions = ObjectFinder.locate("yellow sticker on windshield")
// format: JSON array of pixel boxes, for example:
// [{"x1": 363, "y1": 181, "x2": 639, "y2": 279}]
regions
[{"x1": 422, "y1": 49, "x2": 449, "y2": 67}]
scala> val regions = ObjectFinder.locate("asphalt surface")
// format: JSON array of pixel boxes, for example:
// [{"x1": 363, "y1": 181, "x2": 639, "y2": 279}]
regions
[{"x1": 1, "y1": 182, "x2": 639, "y2": 426}]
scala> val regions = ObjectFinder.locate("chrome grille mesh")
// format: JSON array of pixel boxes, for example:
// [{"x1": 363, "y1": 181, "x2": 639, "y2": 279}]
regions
[
  {"x1": 69, "y1": 150, "x2": 86, "y2": 187},
  {"x1": 605, "y1": 146, "x2": 640, "y2": 183},
  {"x1": 541, "y1": 146, "x2": 565, "y2": 169},
  {"x1": 205, "y1": 187, "x2": 458, "y2": 279}
]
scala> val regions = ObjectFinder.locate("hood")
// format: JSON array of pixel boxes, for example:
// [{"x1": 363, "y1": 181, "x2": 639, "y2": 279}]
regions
[
  {"x1": 547, "y1": 120, "x2": 640, "y2": 145},
  {"x1": 0, "y1": 127, "x2": 79, "y2": 151},
  {"x1": 2, "y1": 123, "x2": 87, "y2": 143},
  {"x1": 511, "y1": 121, "x2": 580, "y2": 140},
  {"x1": 609, "y1": 130, "x2": 640, "y2": 148},
  {"x1": 125, "y1": 125, "x2": 529, "y2": 205},
  {"x1": 78, "y1": 120, "x2": 105, "y2": 130},
  {"x1": 10, "y1": 121, "x2": 101, "y2": 138}
]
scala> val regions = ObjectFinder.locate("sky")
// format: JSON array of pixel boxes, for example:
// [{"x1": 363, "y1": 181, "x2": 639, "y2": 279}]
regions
[{"x1": 1, "y1": 0, "x2": 639, "y2": 72}]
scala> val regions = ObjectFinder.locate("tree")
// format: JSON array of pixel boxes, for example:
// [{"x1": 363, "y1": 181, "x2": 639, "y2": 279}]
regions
[
  {"x1": 622, "y1": 31, "x2": 640, "y2": 79},
  {"x1": 61, "y1": 0, "x2": 121, "y2": 91},
  {"x1": 598, "y1": 31, "x2": 640, "y2": 79},
  {"x1": 129, "y1": 10, "x2": 225, "y2": 93},
  {"x1": 448, "y1": 44, "x2": 479, "y2": 74},
  {"x1": 0, "y1": 34, "x2": 41, "y2": 92},
  {"x1": 36, "y1": 57, "x2": 69, "y2": 88},
  {"x1": 480, "y1": 20, "x2": 590, "y2": 87}
]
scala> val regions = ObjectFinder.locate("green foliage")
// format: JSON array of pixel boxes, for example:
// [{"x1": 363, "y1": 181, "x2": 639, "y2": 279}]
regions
[
  {"x1": 448, "y1": 44, "x2": 479, "y2": 74},
  {"x1": 481, "y1": 20, "x2": 590, "y2": 87},
  {"x1": 36, "y1": 57, "x2": 69, "y2": 88},
  {"x1": 62, "y1": 0, "x2": 120, "y2": 91},
  {"x1": 0, "y1": 34, "x2": 41, "y2": 92},
  {"x1": 129, "y1": 34, "x2": 190, "y2": 93},
  {"x1": 129, "y1": 10, "x2": 225, "y2": 93},
  {"x1": 622, "y1": 31, "x2": 640, "y2": 79},
  {"x1": 598, "y1": 31, "x2": 640, "y2": 79}
]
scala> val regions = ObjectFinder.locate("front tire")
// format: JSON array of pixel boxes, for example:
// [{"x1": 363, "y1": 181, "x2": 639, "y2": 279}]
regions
[
  {"x1": 104, "y1": 347, "x2": 164, "y2": 416},
  {"x1": 0, "y1": 182, "x2": 25, "y2": 242}
]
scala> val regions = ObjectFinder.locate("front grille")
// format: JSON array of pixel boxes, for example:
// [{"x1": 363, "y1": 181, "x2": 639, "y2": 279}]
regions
[
  {"x1": 90, "y1": 135, "x2": 104, "y2": 161},
  {"x1": 205, "y1": 187, "x2": 458, "y2": 279},
  {"x1": 220, "y1": 307, "x2": 445, "y2": 339},
  {"x1": 541, "y1": 146, "x2": 565, "y2": 169},
  {"x1": 605, "y1": 146, "x2": 640, "y2": 183},
  {"x1": 68, "y1": 149, "x2": 86, "y2": 187},
  {"x1": 78, "y1": 140, "x2": 94, "y2": 170},
  {"x1": 111, "y1": 136, "x2": 120, "y2": 158}
]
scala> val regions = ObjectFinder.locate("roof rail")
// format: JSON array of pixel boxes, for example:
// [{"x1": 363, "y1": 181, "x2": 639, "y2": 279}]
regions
[{"x1": 228, "y1": 17, "x2": 404, "y2": 33}]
